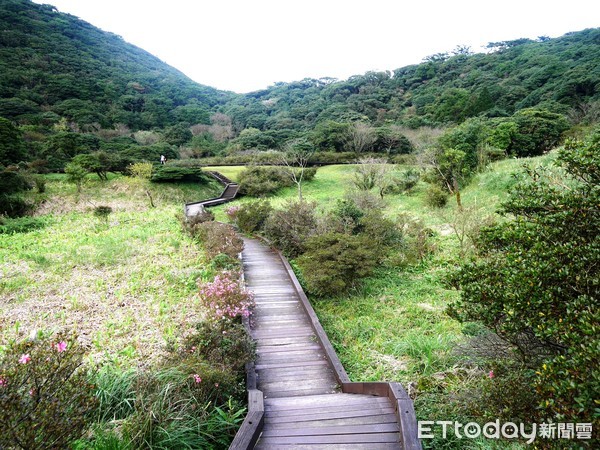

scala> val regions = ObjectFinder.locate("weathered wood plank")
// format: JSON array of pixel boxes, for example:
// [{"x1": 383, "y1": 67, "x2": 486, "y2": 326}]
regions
[
  {"x1": 265, "y1": 413, "x2": 399, "y2": 429},
  {"x1": 255, "y1": 433, "x2": 400, "y2": 444},
  {"x1": 260, "y1": 422, "x2": 399, "y2": 437},
  {"x1": 254, "y1": 444, "x2": 401, "y2": 450},
  {"x1": 264, "y1": 406, "x2": 396, "y2": 423},
  {"x1": 264, "y1": 393, "x2": 385, "y2": 409}
]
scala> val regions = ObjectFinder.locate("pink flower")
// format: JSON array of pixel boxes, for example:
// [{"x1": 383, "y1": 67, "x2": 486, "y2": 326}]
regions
[
  {"x1": 29, "y1": 388, "x2": 35, "y2": 396},
  {"x1": 19, "y1": 354, "x2": 31, "y2": 364},
  {"x1": 192, "y1": 374, "x2": 202, "y2": 384},
  {"x1": 0, "y1": 378, "x2": 7, "y2": 387},
  {"x1": 214, "y1": 383, "x2": 219, "y2": 388},
  {"x1": 488, "y1": 370, "x2": 494, "y2": 379},
  {"x1": 54, "y1": 341, "x2": 67, "y2": 353}
]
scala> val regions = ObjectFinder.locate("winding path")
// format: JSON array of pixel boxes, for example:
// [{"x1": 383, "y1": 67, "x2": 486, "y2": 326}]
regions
[{"x1": 235, "y1": 237, "x2": 420, "y2": 449}]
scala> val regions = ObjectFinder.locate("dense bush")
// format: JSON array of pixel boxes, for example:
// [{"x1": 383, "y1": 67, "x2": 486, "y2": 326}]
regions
[
  {"x1": 194, "y1": 221, "x2": 244, "y2": 260},
  {"x1": 297, "y1": 232, "x2": 379, "y2": 296},
  {"x1": 150, "y1": 166, "x2": 211, "y2": 183},
  {"x1": 263, "y1": 200, "x2": 318, "y2": 258},
  {"x1": 387, "y1": 168, "x2": 420, "y2": 194},
  {"x1": 0, "y1": 169, "x2": 32, "y2": 217},
  {"x1": 0, "y1": 332, "x2": 97, "y2": 449},
  {"x1": 235, "y1": 200, "x2": 273, "y2": 234},
  {"x1": 238, "y1": 166, "x2": 292, "y2": 196},
  {"x1": 424, "y1": 184, "x2": 449, "y2": 208},
  {"x1": 0, "y1": 216, "x2": 49, "y2": 234},
  {"x1": 448, "y1": 130, "x2": 600, "y2": 423}
]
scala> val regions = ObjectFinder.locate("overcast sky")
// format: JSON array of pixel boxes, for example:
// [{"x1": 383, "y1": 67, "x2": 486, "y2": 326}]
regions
[{"x1": 33, "y1": 0, "x2": 599, "y2": 93}]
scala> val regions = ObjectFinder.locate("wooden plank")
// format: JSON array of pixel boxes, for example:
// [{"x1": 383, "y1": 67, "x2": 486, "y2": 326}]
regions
[
  {"x1": 256, "y1": 343, "x2": 323, "y2": 353},
  {"x1": 265, "y1": 397, "x2": 386, "y2": 416},
  {"x1": 264, "y1": 393, "x2": 385, "y2": 409},
  {"x1": 255, "y1": 359, "x2": 329, "y2": 370},
  {"x1": 259, "y1": 379, "x2": 338, "y2": 393},
  {"x1": 254, "y1": 433, "x2": 400, "y2": 444},
  {"x1": 260, "y1": 422, "x2": 399, "y2": 437},
  {"x1": 264, "y1": 406, "x2": 396, "y2": 423},
  {"x1": 266, "y1": 413, "x2": 399, "y2": 429},
  {"x1": 264, "y1": 387, "x2": 339, "y2": 398},
  {"x1": 254, "y1": 443, "x2": 401, "y2": 450}
]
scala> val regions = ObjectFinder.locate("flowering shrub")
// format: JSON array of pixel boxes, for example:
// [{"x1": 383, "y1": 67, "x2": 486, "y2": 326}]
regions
[
  {"x1": 198, "y1": 272, "x2": 254, "y2": 321},
  {"x1": 225, "y1": 205, "x2": 240, "y2": 223},
  {"x1": 0, "y1": 331, "x2": 97, "y2": 449}
]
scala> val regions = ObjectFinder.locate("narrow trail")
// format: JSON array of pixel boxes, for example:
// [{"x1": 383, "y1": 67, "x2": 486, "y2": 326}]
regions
[{"x1": 240, "y1": 237, "x2": 414, "y2": 449}]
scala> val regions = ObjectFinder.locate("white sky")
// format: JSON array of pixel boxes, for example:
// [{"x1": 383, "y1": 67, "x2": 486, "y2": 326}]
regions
[{"x1": 33, "y1": 0, "x2": 599, "y2": 93}]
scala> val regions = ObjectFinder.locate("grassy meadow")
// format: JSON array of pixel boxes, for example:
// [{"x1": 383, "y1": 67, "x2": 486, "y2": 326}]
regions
[
  {"x1": 0, "y1": 174, "x2": 222, "y2": 365},
  {"x1": 1, "y1": 156, "x2": 551, "y2": 448}
]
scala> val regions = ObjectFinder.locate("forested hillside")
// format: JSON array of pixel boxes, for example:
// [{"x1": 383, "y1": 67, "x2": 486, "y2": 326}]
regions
[{"x1": 1, "y1": 0, "x2": 599, "y2": 179}]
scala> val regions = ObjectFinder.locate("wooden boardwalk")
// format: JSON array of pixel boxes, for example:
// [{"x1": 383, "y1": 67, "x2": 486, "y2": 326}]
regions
[
  {"x1": 184, "y1": 171, "x2": 239, "y2": 217},
  {"x1": 235, "y1": 237, "x2": 420, "y2": 449}
]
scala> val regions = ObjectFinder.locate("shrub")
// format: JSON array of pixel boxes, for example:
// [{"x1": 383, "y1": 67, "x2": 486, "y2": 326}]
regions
[
  {"x1": 224, "y1": 205, "x2": 240, "y2": 223},
  {"x1": 194, "y1": 222, "x2": 243, "y2": 260},
  {"x1": 263, "y1": 200, "x2": 318, "y2": 258},
  {"x1": 32, "y1": 175, "x2": 46, "y2": 193},
  {"x1": 424, "y1": 184, "x2": 449, "y2": 208},
  {"x1": 93, "y1": 205, "x2": 112, "y2": 224},
  {"x1": 388, "y1": 168, "x2": 420, "y2": 194},
  {"x1": 238, "y1": 166, "x2": 292, "y2": 196},
  {"x1": 235, "y1": 200, "x2": 273, "y2": 234},
  {"x1": 359, "y1": 210, "x2": 402, "y2": 253},
  {"x1": 297, "y1": 232, "x2": 379, "y2": 297},
  {"x1": 330, "y1": 198, "x2": 365, "y2": 234},
  {"x1": 150, "y1": 166, "x2": 210, "y2": 183},
  {"x1": 185, "y1": 321, "x2": 255, "y2": 375},
  {"x1": 396, "y1": 213, "x2": 436, "y2": 265},
  {"x1": 0, "y1": 332, "x2": 97, "y2": 449},
  {"x1": 0, "y1": 216, "x2": 49, "y2": 234},
  {"x1": 448, "y1": 130, "x2": 600, "y2": 423},
  {"x1": 198, "y1": 272, "x2": 254, "y2": 322}
]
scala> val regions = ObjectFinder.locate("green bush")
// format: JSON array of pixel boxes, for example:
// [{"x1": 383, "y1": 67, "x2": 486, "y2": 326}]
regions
[
  {"x1": 194, "y1": 221, "x2": 243, "y2": 260},
  {"x1": 150, "y1": 166, "x2": 210, "y2": 183},
  {"x1": 0, "y1": 216, "x2": 49, "y2": 234},
  {"x1": 387, "y1": 168, "x2": 420, "y2": 194},
  {"x1": 235, "y1": 200, "x2": 273, "y2": 234},
  {"x1": 297, "y1": 232, "x2": 379, "y2": 297},
  {"x1": 238, "y1": 166, "x2": 292, "y2": 197},
  {"x1": 0, "y1": 332, "x2": 97, "y2": 449},
  {"x1": 263, "y1": 200, "x2": 318, "y2": 258},
  {"x1": 448, "y1": 130, "x2": 600, "y2": 423},
  {"x1": 424, "y1": 184, "x2": 449, "y2": 208}
]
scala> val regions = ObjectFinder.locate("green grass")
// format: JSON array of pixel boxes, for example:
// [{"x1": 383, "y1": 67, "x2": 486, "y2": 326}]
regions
[
  {"x1": 206, "y1": 155, "x2": 554, "y2": 449},
  {"x1": 0, "y1": 174, "x2": 221, "y2": 365}
]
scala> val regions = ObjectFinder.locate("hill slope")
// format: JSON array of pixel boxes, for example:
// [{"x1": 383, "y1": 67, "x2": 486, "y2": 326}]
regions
[
  {"x1": 225, "y1": 29, "x2": 600, "y2": 132},
  {"x1": 0, "y1": 0, "x2": 233, "y2": 130}
]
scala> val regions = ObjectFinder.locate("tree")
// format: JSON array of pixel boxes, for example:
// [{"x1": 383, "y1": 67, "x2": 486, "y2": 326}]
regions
[
  {"x1": 279, "y1": 139, "x2": 316, "y2": 201},
  {"x1": 344, "y1": 122, "x2": 377, "y2": 153},
  {"x1": 0, "y1": 117, "x2": 26, "y2": 165},
  {"x1": 448, "y1": 130, "x2": 600, "y2": 422},
  {"x1": 64, "y1": 162, "x2": 87, "y2": 193},
  {"x1": 419, "y1": 147, "x2": 467, "y2": 208},
  {"x1": 506, "y1": 108, "x2": 570, "y2": 157}
]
